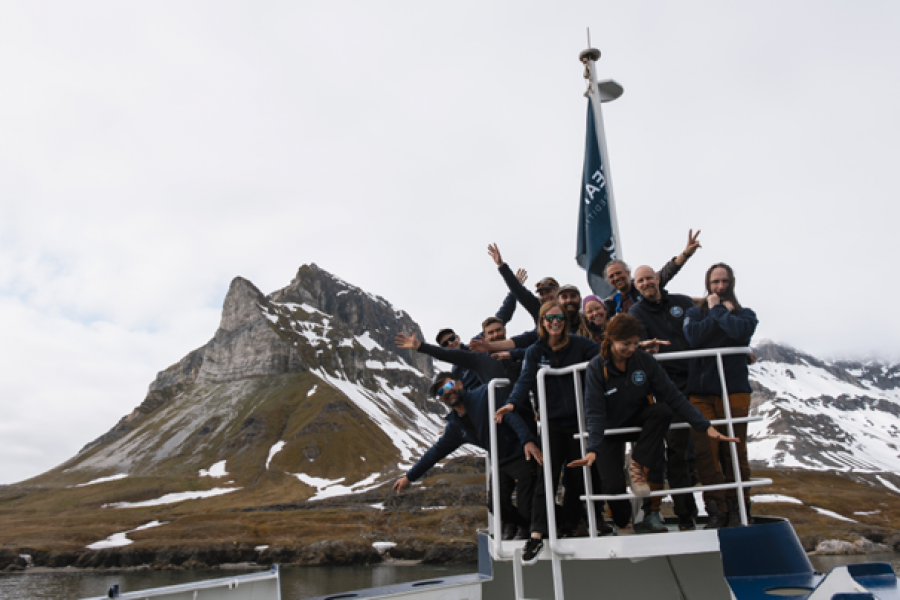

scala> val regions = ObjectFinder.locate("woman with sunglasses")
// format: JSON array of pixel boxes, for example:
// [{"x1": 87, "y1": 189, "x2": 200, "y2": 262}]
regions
[
  {"x1": 569, "y1": 314, "x2": 738, "y2": 531},
  {"x1": 494, "y1": 300, "x2": 606, "y2": 564},
  {"x1": 577, "y1": 295, "x2": 609, "y2": 343}
]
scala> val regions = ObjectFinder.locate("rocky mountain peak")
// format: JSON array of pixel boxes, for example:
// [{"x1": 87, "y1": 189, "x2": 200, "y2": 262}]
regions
[
  {"x1": 73, "y1": 264, "x2": 445, "y2": 466},
  {"x1": 219, "y1": 277, "x2": 268, "y2": 333}
]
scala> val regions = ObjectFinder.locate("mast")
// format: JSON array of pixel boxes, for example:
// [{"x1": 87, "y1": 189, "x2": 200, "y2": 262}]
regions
[{"x1": 579, "y1": 46, "x2": 624, "y2": 263}]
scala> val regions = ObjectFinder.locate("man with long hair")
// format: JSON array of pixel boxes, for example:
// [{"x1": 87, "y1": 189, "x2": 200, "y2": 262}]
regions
[{"x1": 683, "y1": 263, "x2": 758, "y2": 529}]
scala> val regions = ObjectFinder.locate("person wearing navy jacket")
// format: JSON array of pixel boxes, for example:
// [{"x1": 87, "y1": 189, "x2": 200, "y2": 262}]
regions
[
  {"x1": 494, "y1": 300, "x2": 605, "y2": 564},
  {"x1": 569, "y1": 314, "x2": 737, "y2": 531},
  {"x1": 395, "y1": 327, "x2": 536, "y2": 538},
  {"x1": 435, "y1": 272, "x2": 524, "y2": 391},
  {"x1": 683, "y1": 262, "x2": 758, "y2": 528},
  {"x1": 629, "y1": 265, "x2": 699, "y2": 532},
  {"x1": 391, "y1": 372, "x2": 543, "y2": 534},
  {"x1": 603, "y1": 229, "x2": 701, "y2": 315}
]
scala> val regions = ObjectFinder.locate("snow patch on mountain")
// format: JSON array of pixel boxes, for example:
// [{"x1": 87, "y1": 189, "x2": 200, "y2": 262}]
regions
[
  {"x1": 748, "y1": 345, "x2": 900, "y2": 486},
  {"x1": 293, "y1": 472, "x2": 384, "y2": 500},
  {"x1": 103, "y1": 487, "x2": 241, "y2": 509},
  {"x1": 312, "y1": 368, "x2": 475, "y2": 467}
]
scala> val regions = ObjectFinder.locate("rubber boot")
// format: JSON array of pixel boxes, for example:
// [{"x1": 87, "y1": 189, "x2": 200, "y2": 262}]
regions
[
  {"x1": 726, "y1": 499, "x2": 742, "y2": 528},
  {"x1": 634, "y1": 510, "x2": 668, "y2": 534},
  {"x1": 704, "y1": 500, "x2": 728, "y2": 530}
]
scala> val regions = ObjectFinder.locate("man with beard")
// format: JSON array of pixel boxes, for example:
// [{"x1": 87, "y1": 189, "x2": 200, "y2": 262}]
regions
[
  {"x1": 683, "y1": 263, "x2": 758, "y2": 529},
  {"x1": 391, "y1": 373, "x2": 543, "y2": 537},
  {"x1": 604, "y1": 229, "x2": 702, "y2": 315},
  {"x1": 557, "y1": 285, "x2": 583, "y2": 335},
  {"x1": 628, "y1": 265, "x2": 698, "y2": 532}
]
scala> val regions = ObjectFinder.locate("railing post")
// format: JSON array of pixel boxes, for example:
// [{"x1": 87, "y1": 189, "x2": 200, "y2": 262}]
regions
[
  {"x1": 715, "y1": 352, "x2": 748, "y2": 526},
  {"x1": 572, "y1": 369, "x2": 597, "y2": 538},
  {"x1": 488, "y1": 379, "x2": 513, "y2": 557},
  {"x1": 537, "y1": 369, "x2": 567, "y2": 600}
]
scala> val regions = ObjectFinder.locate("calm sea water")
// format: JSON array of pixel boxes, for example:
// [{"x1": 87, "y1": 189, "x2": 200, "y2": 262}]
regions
[
  {"x1": 0, "y1": 563, "x2": 475, "y2": 600},
  {"x1": 1, "y1": 555, "x2": 898, "y2": 599}
]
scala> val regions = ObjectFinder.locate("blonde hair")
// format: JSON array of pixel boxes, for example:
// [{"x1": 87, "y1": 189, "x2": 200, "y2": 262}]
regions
[{"x1": 538, "y1": 300, "x2": 569, "y2": 352}]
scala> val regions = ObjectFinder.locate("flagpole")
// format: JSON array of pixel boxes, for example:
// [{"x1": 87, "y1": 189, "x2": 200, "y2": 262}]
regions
[{"x1": 579, "y1": 47, "x2": 624, "y2": 263}]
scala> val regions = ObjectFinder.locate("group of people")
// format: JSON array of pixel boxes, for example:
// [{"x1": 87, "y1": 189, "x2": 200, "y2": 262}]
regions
[{"x1": 392, "y1": 230, "x2": 758, "y2": 565}]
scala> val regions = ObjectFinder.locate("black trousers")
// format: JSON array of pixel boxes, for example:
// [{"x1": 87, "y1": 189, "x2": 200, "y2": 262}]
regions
[
  {"x1": 493, "y1": 455, "x2": 537, "y2": 529},
  {"x1": 597, "y1": 403, "x2": 672, "y2": 528},
  {"x1": 644, "y1": 372, "x2": 698, "y2": 519},
  {"x1": 530, "y1": 425, "x2": 604, "y2": 536}
]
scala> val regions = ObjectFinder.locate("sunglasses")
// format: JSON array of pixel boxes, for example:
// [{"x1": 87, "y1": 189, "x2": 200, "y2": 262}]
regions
[
  {"x1": 439, "y1": 334, "x2": 458, "y2": 348},
  {"x1": 543, "y1": 314, "x2": 566, "y2": 323},
  {"x1": 536, "y1": 278, "x2": 558, "y2": 290},
  {"x1": 436, "y1": 380, "x2": 455, "y2": 398}
]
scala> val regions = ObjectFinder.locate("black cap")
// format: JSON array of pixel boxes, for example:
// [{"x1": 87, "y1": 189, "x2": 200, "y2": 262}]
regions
[
  {"x1": 535, "y1": 277, "x2": 560, "y2": 291},
  {"x1": 428, "y1": 372, "x2": 456, "y2": 397}
]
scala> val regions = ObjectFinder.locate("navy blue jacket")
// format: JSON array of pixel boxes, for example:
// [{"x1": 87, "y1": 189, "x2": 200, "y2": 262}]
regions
[
  {"x1": 629, "y1": 291, "x2": 695, "y2": 375},
  {"x1": 452, "y1": 292, "x2": 519, "y2": 390},
  {"x1": 606, "y1": 256, "x2": 684, "y2": 315},
  {"x1": 498, "y1": 263, "x2": 542, "y2": 322},
  {"x1": 511, "y1": 328, "x2": 539, "y2": 349},
  {"x1": 583, "y1": 350, "x2": 711, "y2": 454},
  {"x1": 504, "y1": 335, "x2": 600, "y2": 429},
  {"x1": 405, "y1": 387, "x2": 536, "y2": 482},
  {"x1": 683, "y1": 303, "x2": 758, "y2": 396},
  {"x1": 418, "y1": 342, "x2": 512, "y2": 405}
]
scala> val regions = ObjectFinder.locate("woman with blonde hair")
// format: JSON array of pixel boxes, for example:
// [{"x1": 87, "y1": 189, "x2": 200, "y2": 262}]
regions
[
  {"x1": 577, "y1": 294, "x2": 609, "y2": 342},
  {"x1": 495, "y1": 300, "x2": 605, "y2": 564}
]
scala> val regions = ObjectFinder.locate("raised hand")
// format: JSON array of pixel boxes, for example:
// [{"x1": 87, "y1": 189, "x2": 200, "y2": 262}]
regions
[
  {"x1": 684, "y1": 229, "x2": 701, "y2": 256},
  {"x1": 707, "y1": 293, "x2": 721, "y2": 309},
  {"x1": 394, "y1": 331, "x2": 420, "y2": 350},
  {"x1": 516, "y1": 268, "x2": 528, "y2": 284},
  {"x1": 487, "y1": 243, "x2": 503, "y2": 267},
  {"x1": 568, "y1": 452, "x2": 596, "y2": 468}
]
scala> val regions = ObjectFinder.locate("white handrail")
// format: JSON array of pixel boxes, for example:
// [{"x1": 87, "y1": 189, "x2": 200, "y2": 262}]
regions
[
  {"x1": 487, "y1": 378, "x2": 512, "y2": 559},
  {"x1": 484, "y1": 345, "x2": 766, "y2": 560},
  {"x1": 534, "y1": 346, "x2": 760, "y2": 541}
]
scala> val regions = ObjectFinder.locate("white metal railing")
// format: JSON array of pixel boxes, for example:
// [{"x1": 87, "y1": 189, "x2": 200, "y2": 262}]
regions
[{"x1": 485, "y1": 346, "x2": 772, "y2": 599}]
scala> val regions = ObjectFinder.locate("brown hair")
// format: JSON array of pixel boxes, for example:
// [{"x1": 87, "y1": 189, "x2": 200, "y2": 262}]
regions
[
  {"x1": 600, "y1": 314, "x2": 644, "y2": 361},
  {"x1": 538, "y1": 300, "x2": 569, "y2": 352},
  {"x1": 700, "y1": 262, "x2": 741, "y2": 310},
  {"x1": 577, "y1": 299, "x2": 607, "y2": 342},
  {"x1": 481, "y1": 316, "x2": 504, "y2": 332}
]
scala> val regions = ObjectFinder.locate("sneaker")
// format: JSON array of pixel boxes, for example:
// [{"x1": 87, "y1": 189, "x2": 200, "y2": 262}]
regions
[
  {"x1": 502, "y1": 523, "x2": 518, "y2": 540},
  {"x1": 521, "y1": 537, "x2": 544, "y2": 565},
  {"x1": 678, "y1": 516, "x2": 696, "y2": 531},
  {"x1": 628, "y1": 459, "x2": 651, "y2": 497},
  {"x1": 633, "y1": 510, "x2": 668, "y2": 534},
  {"x1": 598, "y1": 519, "x2": 615, "y2": 536}
]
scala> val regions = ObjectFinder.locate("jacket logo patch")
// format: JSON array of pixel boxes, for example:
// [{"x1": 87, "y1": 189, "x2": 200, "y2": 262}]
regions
[
  {"x1": 670, "y1": 306, "x2": 684, "y2": 318},
  {"x1": 631, "y1": 370, "x2": 647, "y2": 385}
]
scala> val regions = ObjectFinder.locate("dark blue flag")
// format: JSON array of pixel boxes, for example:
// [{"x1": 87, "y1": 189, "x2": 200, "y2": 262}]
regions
[{"x1": 576, "y1": 97, "x2": 616, "y2": 298}]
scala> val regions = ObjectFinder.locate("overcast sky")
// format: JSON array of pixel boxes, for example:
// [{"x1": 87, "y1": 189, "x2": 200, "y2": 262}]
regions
[{"x1": 2, "y1": 1, "x2": 898, "y2": 485}]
